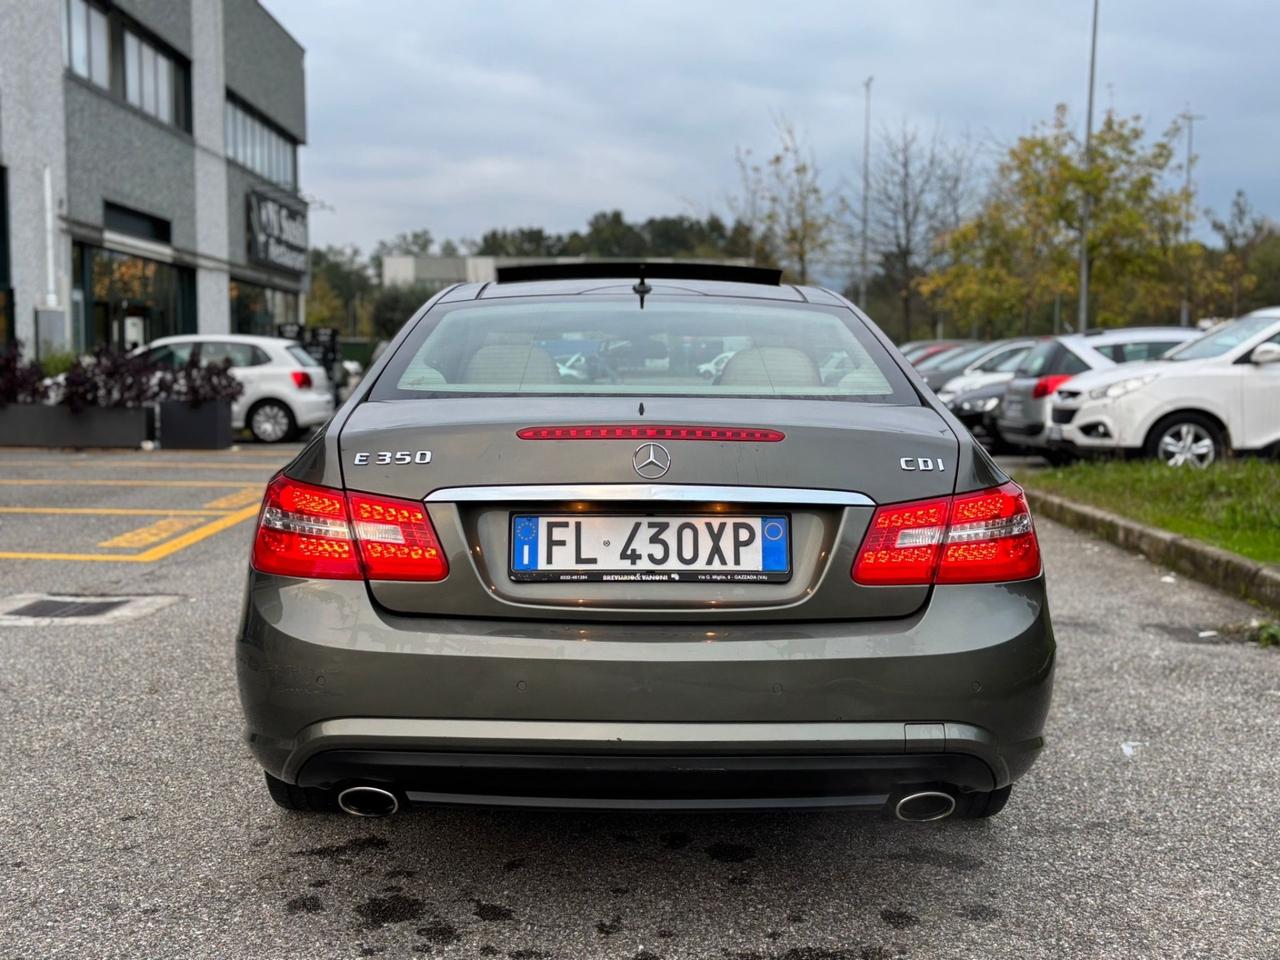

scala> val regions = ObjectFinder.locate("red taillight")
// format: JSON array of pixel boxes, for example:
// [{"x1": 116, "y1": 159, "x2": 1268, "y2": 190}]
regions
[
  {"x1": 516, "y1": 425, "x2": 785, "y2": 442},
  {"x1": 347, "y1": 491, "x2": 448, "y2": 581},
  {"x1": 291, "y1": 370, "x2": 312, "y2": 389},
  {"x1": 1032, "y1": 375, "x2": 1072, "y2": 399},
  {"x1": 251, "y1": 476, "x2": 448, "y2": 581},
  {"x1": 852, "y1": 481, "x2": 1040, "y2": 586},
  {"x1": 252, "y1": 476, "x2": 360, "y2": 579}
]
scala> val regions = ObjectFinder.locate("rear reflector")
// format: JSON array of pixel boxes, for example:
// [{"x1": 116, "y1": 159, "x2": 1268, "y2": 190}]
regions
[
  {"x1": 852, "y1": 481, "x2": 1040, "y2": 585},
  {"x1": 291, "y1": 370, "x2": 312, "y2": 389},
  {"x1": 517, "y1": 425, "x2": 785, "y2": 442},
  {"x1": 252, "y1": 475, "x2": 448, "y2": 581}
]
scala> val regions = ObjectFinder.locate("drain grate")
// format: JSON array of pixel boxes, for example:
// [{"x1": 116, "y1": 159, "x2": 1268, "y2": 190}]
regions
[
  {"x1": 9, "y1": 598, "x2": 129, "y2": 619},
  {"x1": 0, "y1": 593, "x2": 180, "y2": 626}
]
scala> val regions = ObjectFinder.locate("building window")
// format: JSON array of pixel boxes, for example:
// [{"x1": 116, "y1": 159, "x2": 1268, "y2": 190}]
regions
[
  {"x1": 73, "y1": 242, "x2": 196, "y2": 351},
  {"x1": 230, "y1": 279, "x2": 299, "y2": 336},
  {"x1": 124, "y1": 28, "x2": 178, "y2": 125},
  {"x1": 225, "y1": 98, "x2": 297, "y2": 190},
  {"x1": 65, "y1": 0, "x2": 190, "y2": 132},
  {"x1": 65, "y1": 0, "x2": 110, "y2": 90}
]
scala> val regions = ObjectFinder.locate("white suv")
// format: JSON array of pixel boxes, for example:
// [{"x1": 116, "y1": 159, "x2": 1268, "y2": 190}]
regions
[
  {"x1": 140, "y1": 335, "x2": 335, "y2": 442},
  {"x1": 1049, "y1": 310, "x2": 1280, "y2": 467},
  {"x1": 996, "y1": 327, "x2": 1200, "y2": 457}
]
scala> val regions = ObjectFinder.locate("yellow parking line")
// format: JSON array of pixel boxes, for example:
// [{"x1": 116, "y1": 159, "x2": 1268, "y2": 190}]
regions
[
  {"x1": 98, "y1": 516, "x2": 206, "y2": 548},
  {"x1": 203, "y1": 487, "x2": 266, "y2": 509},
  {"x1": 0, "y1": 479, "x2": 255, "y2": 488},
  {"x1": 0, "y1": 506, "x2": 233, "y2": 516},
  {"x1": 0, "y1": 503, "x2": 261, "y2": 563},
  {"x1": 0, "y1": 459, "x2": 276, "y2": 471}
]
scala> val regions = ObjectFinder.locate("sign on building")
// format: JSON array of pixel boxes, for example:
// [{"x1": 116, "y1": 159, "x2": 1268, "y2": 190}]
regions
[{"x1": 247, "y1": 192, "x2": 307, "y2": 273}]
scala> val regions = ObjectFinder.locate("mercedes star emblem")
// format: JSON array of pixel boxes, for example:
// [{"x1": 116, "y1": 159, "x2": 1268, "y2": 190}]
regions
[{"x1": 632, "y1": 442, "x2": 672, "y2": 479}]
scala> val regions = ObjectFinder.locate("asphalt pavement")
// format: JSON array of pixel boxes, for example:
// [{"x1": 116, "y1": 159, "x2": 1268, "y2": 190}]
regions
[{"x1": 0, "y1": 447, "x2": 1277, "y2": 960}]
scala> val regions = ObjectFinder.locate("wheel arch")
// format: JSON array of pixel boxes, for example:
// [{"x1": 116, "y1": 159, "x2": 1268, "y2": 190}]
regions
[{"x1": 1142, "y1": 407, "x2": 1232, "y2": 453}]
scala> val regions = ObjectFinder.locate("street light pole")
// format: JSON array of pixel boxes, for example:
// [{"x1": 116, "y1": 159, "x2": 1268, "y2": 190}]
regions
[
  {"x1": 858, "y1": 75, "x2": 873, "y2": 307},
  {"x1": 1178, "y1": 106, "x2": 1203, "y2": 327},
  {"x1": 1076, "y1": 0, "x2": 1099, "y2": 333}
]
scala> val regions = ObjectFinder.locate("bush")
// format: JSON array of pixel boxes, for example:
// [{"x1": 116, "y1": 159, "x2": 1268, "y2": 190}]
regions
[
  {"x1": 56, "y1": 346, "x2": 244, "y2": 412},
  {"x1": 0, "y1": 342, "x2": 49, "y2": 406}
]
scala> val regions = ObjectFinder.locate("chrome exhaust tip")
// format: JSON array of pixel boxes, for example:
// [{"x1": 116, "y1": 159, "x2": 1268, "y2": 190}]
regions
[
  {"x1": 894, "y1": 790, "x2": 956, "y2": 822},
  {"x1": 337, "y1": 785, "x2": 399, "y2": 818}
]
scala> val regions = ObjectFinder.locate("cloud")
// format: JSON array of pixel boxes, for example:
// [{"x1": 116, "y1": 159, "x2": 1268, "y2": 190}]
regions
[{"x1": 266, "y1": 0, "x2": 1280, "y2": 254}]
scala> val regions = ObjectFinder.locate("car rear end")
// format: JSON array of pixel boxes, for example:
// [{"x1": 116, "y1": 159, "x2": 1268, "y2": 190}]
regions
[
  {"x1": 275, "y1": 341, "x2": 335, "y2": 429},
  {"x1": 237, "y1": 271, "x2": 1053, "y2": 819}
]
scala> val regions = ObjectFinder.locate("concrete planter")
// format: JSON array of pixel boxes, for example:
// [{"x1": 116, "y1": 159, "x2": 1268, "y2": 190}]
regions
[
  {"x1": 0, "y1": 404, "x2": 153, "y2": 448},
  {"x1": 156, "y1": 400, "x2": 233, "y2": 450}
]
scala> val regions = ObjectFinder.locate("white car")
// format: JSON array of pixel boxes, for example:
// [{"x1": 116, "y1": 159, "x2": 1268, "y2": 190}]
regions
[
  {"x1": 997, "y1": 327, "x2": 1201, "y2": 455},
  {"x1": 140, "y1": 334, "x2": 334, "y2": 442},
  {"x1": 935, "y1": 340, "x2": 1035, "y2": 404},
  {"x1": 1049, "y1": 310, "x2": 1280, "y2": 467},
  {"x1": 698, "y1": 351, "x2": 736, "y2": 379}
]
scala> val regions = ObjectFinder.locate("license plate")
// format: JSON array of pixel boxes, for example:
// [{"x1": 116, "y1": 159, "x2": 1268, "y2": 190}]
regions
[
  {"x1": 510, "y1": 514, "x2": 791, "y2": 583},
  {"x1": 1048, "y1": 424, "x2": 1063, "y2": 441},
  {"x1": 1003, "y1": 399, "x2": 1023, "y2": 417}
]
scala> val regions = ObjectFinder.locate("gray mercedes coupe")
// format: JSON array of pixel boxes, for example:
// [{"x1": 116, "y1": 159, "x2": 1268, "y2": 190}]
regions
[{"x1": 237, "y1": 263, "x2": 1054, "y2": 822}]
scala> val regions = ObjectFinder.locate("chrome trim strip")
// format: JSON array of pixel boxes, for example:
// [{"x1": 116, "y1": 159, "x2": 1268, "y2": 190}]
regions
[{"x1": 424, "y1": 483, "x2": 874, "y2": 506}]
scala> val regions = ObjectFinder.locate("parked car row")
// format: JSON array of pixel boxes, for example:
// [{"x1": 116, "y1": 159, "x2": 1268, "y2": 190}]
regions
[{"x1": 902, "y1": 307, "x2": 1280, "y2": 467}]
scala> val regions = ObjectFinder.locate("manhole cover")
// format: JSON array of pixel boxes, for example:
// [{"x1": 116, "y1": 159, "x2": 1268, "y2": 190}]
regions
[
  {"x1": 0, "y1": 594, "x2": 180, "y2": 626},
  {"x1": 9, "y1": 598, "x2": 129, "y2": 619}
]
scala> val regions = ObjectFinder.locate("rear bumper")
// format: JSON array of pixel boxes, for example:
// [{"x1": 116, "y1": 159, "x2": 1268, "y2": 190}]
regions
[
  {"x1": 237, "y1": 575, "x2": 1055, "y2": 804},
  {"x1": 291, "y1": 391, "x2": 336, "y2": 427},
  {"x1": 296, "y1": 744, "x2": 997, "y2": 811}
]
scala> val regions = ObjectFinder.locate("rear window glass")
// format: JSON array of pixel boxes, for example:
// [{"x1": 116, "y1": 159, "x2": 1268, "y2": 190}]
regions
[
  {"x1": 287, "y1": 345, "x2": 320, "y2": 367},
  {"x1": 1015, "y1": 341, "x2": 1058, "y2": 377},
  {"x1": 372, "y1": 298, "x2": 916, "y2": 403}
]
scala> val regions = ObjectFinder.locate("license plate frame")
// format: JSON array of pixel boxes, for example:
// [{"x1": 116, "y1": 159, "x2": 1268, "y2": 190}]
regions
[{"x1": 509, "y1": 513, "x2": 792, "y2": 584}]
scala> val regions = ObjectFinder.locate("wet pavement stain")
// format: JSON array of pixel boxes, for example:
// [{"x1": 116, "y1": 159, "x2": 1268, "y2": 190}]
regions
[
  {"x1": 879, "y1": 908, "x2": 919, "y2": 930},
  {"x1": 285, "y1": 894, "x2": 324, "y2": 915},
  {"x1": 888, "y1": 845, "x2": 983, "y2": 872},
  {"x1": 706, "y1": 842, "x2": 756, "y2": 863},
  {"x1": 660, "y1": 831, "x2": 692, "y2": 850},
  {"x1": 596, "y1": 915, "x2": 623, "y2": 936},
  {"x1": 355, "y1": 894, "x2": 426, "y2": 929},
  {"x1": 957, "y1": 902, "x2": 1002, "y2": 922},
  {"x1": 473, "y1": 901, "x2": 515, "y2": 921},
  {"x1": 503, "y1": 857, "x2": 528, "y2": 872},
  {"x1": 292, "y1": 836, "x2": 390, "y2": 862},
  {"x1": 416, "y1": 920, "x2": 460, "y2": 945}
]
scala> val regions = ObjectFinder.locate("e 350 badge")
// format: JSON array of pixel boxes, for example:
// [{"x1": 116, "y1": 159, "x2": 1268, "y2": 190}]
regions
[{"x1": 352, "y1": 450, "x2": 433, "y2": 465}]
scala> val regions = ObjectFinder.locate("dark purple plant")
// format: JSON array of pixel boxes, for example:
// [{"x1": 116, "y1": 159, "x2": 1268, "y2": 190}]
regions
[{"x1": 0, "y1": 342, "x2": 50, "y2": 406}]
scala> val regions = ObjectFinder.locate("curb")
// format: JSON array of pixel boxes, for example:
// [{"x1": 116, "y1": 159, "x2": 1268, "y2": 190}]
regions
[{"x1": 1024, "y1": 489, "x2": 1280, "y2": 613}]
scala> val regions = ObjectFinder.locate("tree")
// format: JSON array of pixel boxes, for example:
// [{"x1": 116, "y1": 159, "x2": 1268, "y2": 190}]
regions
[
  {"x1": 309, "y1": 245, "x2": 373, "y2": 334},
  {"x1": 369, "y1": 284, "x2": 436, "y2": 339},
  {"x1": 1210, "y1": 190, "x2": 1270, "y2": 316},
  {"x1": 305, "y1": 273, "x2": 345, "y2": 328},
  {"x1": 921, "y1": 106, "x2": 1195, "y2": 336},
  {"x1": 727, "y1": 122, "x2": 834, "y2": 283}
]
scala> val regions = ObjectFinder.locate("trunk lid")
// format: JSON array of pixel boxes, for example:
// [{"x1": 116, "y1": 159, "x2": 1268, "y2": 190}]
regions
[{"x1": 338, "y1": 396, "x2": 959, "y2": 622}]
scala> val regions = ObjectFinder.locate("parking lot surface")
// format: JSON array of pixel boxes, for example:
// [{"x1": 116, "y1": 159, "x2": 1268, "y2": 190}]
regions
[{"x1": 0, "y1": 448, "x2": 1277, "y2": 959}]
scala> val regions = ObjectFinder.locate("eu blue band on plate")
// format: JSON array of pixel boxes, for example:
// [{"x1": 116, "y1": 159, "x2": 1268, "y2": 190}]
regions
[
  {"x1": 512, "y1": 516, "x2": 540, "y2": 570},
  {"x1": 761, "y1": 515, "x2": 788, "y2": 572}
]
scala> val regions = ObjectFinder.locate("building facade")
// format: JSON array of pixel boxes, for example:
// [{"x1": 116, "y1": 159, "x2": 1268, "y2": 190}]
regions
[{"x1": 0, "y1": 0, "x2": 307, "y2": 355}]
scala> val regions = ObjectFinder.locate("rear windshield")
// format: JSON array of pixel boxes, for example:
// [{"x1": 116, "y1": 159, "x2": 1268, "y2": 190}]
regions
[
  {"x1": 371, "y1": 298, "x2": 917, "y2": 404},
  {"x1": 287, "y1": 345, "x2": 321, "y2": 367}
]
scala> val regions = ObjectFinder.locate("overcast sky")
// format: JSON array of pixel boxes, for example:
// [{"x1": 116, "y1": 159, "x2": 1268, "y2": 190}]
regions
[{"x1": 266, "y1": 0, "x2": 1279, "y2": 256}]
